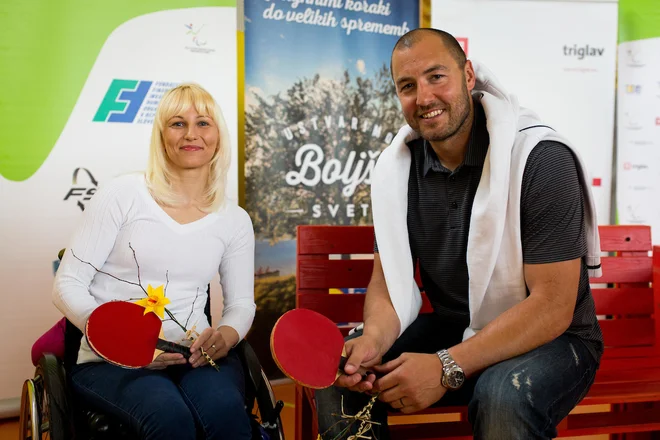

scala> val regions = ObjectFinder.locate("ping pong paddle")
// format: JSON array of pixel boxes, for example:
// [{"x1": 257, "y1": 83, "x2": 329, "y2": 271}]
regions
[
  {"x1": 86, "y1": 301, "x2": 190, "y2": 368},
  {"x1": 270, "y1": 308, "x2": 372, "y2": 389}
]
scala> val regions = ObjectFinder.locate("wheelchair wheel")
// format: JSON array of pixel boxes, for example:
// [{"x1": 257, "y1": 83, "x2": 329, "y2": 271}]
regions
[
  {"x1": 19, "y1": 377, "x2": 41, "y2": 439},
  {"x1": 19, "y1": 354, "x2": 72, "y2": 440}
]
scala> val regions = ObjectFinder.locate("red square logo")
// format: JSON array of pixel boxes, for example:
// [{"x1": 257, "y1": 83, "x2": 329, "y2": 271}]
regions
[
  {"x1": 592, "y1": 178, "x2": 601, "y2": 187},
  {"x1": 456, "y1": 37, "x2": 469, "y2": 56}
]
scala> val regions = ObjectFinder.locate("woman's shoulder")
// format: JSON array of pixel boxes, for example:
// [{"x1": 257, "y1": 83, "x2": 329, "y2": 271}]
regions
[
  {"x1": 90, "y1": 172, "x2": 145, "y2": 206},
  {"x1": 214, "y1": 203, "x2": 254, "y2": 240},
  {"x1": 218, "y1": 202, "x2": 253, "y2": 225},
  {"x1": 97, "y1": 173, "x2": 144, "y2": 195}
]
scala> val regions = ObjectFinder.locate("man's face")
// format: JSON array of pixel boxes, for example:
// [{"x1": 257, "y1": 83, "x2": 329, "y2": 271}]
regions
[{"x1": 391, "y1": 35, "x2": 475, "y2": 143}]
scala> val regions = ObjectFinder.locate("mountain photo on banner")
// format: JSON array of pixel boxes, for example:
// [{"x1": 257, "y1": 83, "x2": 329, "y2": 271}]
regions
[{"x1": 244, "y1": 0, "x2": 419, "y2": 377}]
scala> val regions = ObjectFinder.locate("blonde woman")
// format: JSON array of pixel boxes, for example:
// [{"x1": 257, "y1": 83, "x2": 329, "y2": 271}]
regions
[{"x1": 53, "y1": 84, "x2": 255, "y2": 439}]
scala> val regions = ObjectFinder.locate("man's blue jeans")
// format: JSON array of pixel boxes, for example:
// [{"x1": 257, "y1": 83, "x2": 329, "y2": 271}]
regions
[
  {"x1": 315, "y1": 314, "x2": 599, "y2": 440},
  {"x1": 70, "y1": 350, "x2": 252, "y2": 440}
]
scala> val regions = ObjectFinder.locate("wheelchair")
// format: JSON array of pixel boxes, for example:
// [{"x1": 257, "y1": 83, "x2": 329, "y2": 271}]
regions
[
  {"x1": 19, "y1": 255, "x2": 285, "y2": 440},
  {"x1": 20, "y1": 320, "x2": 285, "y2": 440}
]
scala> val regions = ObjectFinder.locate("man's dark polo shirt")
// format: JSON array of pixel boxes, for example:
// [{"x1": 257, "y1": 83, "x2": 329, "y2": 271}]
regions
[{"x1": 375, "y1": 99, "x2": 603, "y2": 361}]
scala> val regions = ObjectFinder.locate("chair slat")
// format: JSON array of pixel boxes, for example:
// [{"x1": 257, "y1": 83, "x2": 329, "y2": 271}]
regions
[
  {"x1": 297, "y1": 293, "x2": 434, "y2": 323},
  {"x1": 601, "y1": 318, "x2": 655, "y2": 347},
  {"x1": 297, "y1": 225, "x2": 652, "y2": 253},
  {"x1": 582, "y1": 382, "x2": 660, "y2": 405},
  {"x1": 600, "y1": 354, "x2": 660, "y2": 369},
  {"x1": 595, "y1": 366, "x2": 660, "y2": 384},
  {"x1": 592, "y1": 288, "x2": 654, "y2": 315},
  {"x1": 601, "y1": 346, "x2": 659, "y2": 360},
  {"x1": 593, "y1": 257, "x2": 652, "y2": 284},
  {"x1": 599, "y1": 225, "x2": 652, "y2": 252},
  {"x1": 561, "y1": 406, "x2": 660, "y2": 434},
  {"x1": 298, "y1": 293, "x2": 365, "y2": 323},
  {"x1": 298, "y1": 259, "x2": 373, "y2": 289},
  {"x1": 297, "y1": 225, "x2": 374, "y2": 255}
]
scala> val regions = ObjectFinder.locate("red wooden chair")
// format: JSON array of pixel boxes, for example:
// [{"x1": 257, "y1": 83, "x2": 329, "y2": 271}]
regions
[{"x1": 295, "y1": 224, "x2": 660, "y2": 439}]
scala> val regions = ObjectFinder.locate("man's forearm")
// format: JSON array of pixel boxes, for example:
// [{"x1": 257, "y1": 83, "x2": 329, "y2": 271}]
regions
[{"x1": 448, "y1": 294, "x2": 573, "y2": 378}]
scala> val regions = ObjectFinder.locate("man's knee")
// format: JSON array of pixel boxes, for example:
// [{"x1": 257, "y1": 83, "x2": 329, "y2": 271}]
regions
[{"x1": 468, "y1": 367, "x2": 551, "y2": 439}]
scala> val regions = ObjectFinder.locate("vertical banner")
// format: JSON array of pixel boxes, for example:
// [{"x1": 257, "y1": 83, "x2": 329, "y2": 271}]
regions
[
  {"x1": 616, "y1": 0, "x2": 660, "y2": 241},
  {"x1": 244, "y1": 0, "x2": 419, "y2": 377},
  {"x1": 0, "y1": 0, "x2": 237, "y2": 406},
  {"x1": 432, "y1": 0, "x2": 618, "y2": 225}
]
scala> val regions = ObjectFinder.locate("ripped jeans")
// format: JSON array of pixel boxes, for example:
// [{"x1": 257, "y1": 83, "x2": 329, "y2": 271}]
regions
[{"x1": 315, "y1": 314, "x2": 599, "y2": 440}]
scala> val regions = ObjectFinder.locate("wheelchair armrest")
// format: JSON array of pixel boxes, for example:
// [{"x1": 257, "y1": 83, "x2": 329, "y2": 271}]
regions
[{"x1": 31, "y1": 319, "x2": 67, "y2": 366}]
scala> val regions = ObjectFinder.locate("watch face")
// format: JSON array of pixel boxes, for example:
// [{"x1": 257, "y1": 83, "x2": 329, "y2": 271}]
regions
[{"x1": 447, "y1": 368, "x2": 465, "y2": 389}]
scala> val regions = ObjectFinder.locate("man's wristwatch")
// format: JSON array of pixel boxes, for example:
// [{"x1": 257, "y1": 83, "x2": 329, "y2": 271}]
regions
[{"x1": 437, "y1": 349, "x2": 465, "y2": 390}]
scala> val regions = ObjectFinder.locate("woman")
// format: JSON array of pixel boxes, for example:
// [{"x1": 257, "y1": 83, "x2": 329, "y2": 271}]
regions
[{"x1": 53, "y1": 83, "x2": 255, "y2": 439}]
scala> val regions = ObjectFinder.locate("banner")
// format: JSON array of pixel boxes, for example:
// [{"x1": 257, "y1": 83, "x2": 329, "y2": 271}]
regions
[
  {"x1": 0, "y1": 1, "x2": 237, "y2": 404},
  {"x1": 432, "y1": 0, "x2": 618, "y2": 225},
  {"x1": 244, "y1": 0, "x2": 419, "y2": 377},
  {"x1": 616, "y1": 0, "x2": 660, "y2": 241}
]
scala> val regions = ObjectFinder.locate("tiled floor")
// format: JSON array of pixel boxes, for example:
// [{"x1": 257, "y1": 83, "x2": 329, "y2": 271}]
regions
[{"x1": 0, "y1": 381, "x2": 609, "y2": 439}]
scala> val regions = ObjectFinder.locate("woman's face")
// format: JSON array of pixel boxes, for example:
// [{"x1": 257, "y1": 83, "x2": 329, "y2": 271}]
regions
[{"x1": 162, "y1": 106, "x2": 219, "y2": 173}]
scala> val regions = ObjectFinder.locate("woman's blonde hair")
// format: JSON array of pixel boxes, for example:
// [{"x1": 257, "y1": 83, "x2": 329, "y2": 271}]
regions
[{"x1": 146, "y1": 83, "x2": 231, "y2": 212}]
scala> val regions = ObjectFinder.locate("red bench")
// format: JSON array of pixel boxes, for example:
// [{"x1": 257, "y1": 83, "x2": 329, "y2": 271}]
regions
[{"x1": 295, "y1": 224, "x2": 660, "y2": 439}]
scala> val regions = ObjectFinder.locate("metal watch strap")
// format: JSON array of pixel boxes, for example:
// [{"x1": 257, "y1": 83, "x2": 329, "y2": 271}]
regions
[{"x1": 437, "y1": 349, "x2": 464, "y2": 390}]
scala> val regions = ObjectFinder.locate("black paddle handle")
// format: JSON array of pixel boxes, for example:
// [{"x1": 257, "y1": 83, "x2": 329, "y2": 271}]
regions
[
  {"x1": 156, "y1": 339, "x2": 191, "y2": 359},
  {"x1": 338, "y1": 355, "x2": 349, "y2": 372}
]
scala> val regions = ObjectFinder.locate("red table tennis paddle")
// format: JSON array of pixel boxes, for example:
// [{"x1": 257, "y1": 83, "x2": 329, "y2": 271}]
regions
[
  {"x1": 86, "y1": 301, "x2": 190, "y2": 368},
  {"x1": 270, "y1": 308, "x2": 371, "y2": 389}
]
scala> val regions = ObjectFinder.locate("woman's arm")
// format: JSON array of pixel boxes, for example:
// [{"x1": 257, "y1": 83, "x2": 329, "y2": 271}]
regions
[
  {"x1": 53, "y1": 178, "x2": 128, "y2": 331},
  {"x1": 216, "y1": 207, "x2": 256, "y2": 345}
]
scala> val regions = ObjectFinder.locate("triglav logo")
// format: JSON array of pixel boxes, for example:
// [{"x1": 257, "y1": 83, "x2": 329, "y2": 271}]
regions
[
  {"x1": 64, "y1": 168, "x2": 98, "y2": 211},
  {"x1": 456, "y1": 37, "x2": 468, "y2": 56},
  {"x1": 563, "y1": 44, "x2": 604, "y2": 59},
  {"x1": 625, "y1": 84, "x2": 642, "y2": 94},
  {"x1": 623, "y1": 162, "x2": 648, "y2": 171},
  {"x1": 93, "y1": 79, "x2": 178, "y2": 124},
  {"x1": 185, "y1": 23, "x2": 215, "y2": 54}
]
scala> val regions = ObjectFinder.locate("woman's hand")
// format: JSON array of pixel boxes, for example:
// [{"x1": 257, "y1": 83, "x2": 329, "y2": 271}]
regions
[
  {"x1": 146, "y1": 352, "x2": 188, "y2": 370},
  {"x1": 189, "y1": 328, "x2": 229, "y2": 368}
]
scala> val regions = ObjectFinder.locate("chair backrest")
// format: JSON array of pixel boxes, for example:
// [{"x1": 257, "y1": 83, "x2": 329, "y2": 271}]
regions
[
  {"x1": 296, "y1": 224, "x2": 660, "y2": 361},
  {"x1": 595, "y1": 226, "x2": 660, "y2": 370}
]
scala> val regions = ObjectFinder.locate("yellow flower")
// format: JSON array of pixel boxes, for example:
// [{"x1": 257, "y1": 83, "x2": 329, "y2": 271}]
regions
[{"x1": 134, "y1": 284, "x2": 170, "y2": 319}]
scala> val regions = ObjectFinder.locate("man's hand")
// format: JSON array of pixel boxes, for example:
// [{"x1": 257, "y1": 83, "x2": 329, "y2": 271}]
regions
[
  {"x1": 334, "y1": 334, "x2": 384, "y2": 393},
  {"x1": 146, "y1": 352, "x2": 188, "y2": 370},
  {"x1": 189, "y1": 328, "x2": 229, "y2": 368},
  {"x1": 373, "y1": 353, "x2": 447, "y2": 413}
]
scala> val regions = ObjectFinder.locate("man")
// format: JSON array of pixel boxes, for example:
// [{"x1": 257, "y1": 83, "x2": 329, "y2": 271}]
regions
[{"x1": 315, "y1": 28, "x2": 603, "y2": 440}]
